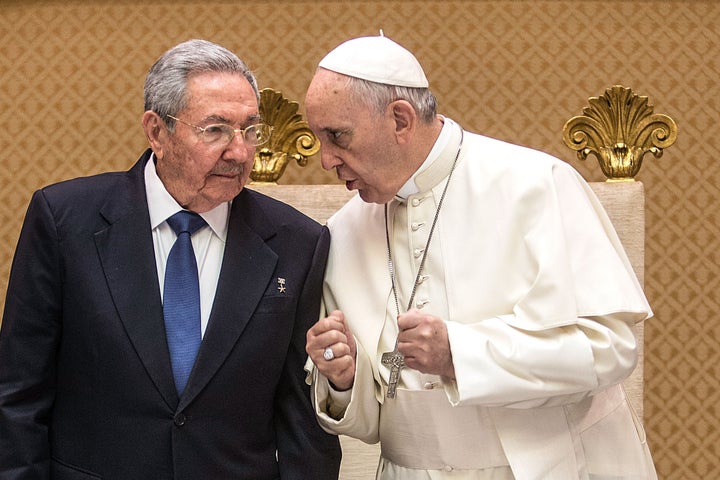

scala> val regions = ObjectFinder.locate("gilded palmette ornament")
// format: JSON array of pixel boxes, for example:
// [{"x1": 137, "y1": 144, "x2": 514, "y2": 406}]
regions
[
  {"x1": 251, "y1": 88, "x2": 320, "y2": 183},
  {"x1": 562, "y1": 85, "x2": 677, "y2": 181}
]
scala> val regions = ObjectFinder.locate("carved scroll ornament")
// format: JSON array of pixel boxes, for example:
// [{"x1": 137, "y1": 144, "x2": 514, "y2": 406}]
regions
[
  {"x1": 562, "y1": 85, "x2": 677, "y2": 181},
  {"x1": 251, "y1": 88, "x2": 320, "y2": 183}
]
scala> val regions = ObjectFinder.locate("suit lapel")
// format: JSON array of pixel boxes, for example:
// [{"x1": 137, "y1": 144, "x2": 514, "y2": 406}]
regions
[
  {"x1": 94, "y1": 157, "x2": 279, "y2": 409},
  {"x1": 179, "y1": 192, "x2": 278, "y2": 409},
  {"x1": 95, "y1": 151, "x2": 179, "y2": 408}
]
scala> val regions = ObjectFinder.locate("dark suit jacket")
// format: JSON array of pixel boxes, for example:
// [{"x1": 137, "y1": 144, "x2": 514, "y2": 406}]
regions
[{"x1": 0, "y1": 150, "x2": 341, "y2": 480}]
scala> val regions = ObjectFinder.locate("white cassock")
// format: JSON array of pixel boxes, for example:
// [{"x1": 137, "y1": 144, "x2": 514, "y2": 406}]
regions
[{"x1": 307, "y1": 118, "x2": 658, "y2": 479}]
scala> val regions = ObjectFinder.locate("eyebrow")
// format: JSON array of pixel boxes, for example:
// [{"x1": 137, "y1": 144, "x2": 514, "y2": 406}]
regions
[{"x1": 202, "y1": 113, "x2": 262, "y2": 125}]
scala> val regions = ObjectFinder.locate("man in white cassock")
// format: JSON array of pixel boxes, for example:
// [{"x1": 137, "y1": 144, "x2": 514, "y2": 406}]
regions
[{"x1": 304, "y1": 34, "x2": 658, "y2": 479}]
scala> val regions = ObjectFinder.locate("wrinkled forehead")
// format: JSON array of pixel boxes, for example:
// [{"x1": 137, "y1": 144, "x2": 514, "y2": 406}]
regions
[
  {"x1": 184, "y1": 72, "x2": 260, "y2": 118},
  {"x1": 306, "y1": 70, "x2": 371, "y2": 120},
  {"x1": 307, "y1": 69, "x2": 351, "y2": 101}
]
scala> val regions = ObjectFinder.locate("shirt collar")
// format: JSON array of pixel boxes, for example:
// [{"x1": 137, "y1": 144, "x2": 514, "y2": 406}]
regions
[{"x1": 144, "y1": 153, "x2": 230, "y2": 241}]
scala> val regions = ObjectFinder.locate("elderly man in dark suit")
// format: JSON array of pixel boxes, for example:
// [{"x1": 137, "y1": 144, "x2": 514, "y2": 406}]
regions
[{"x1": 0, "y1": 39, "x2": 340, "y2": 480}]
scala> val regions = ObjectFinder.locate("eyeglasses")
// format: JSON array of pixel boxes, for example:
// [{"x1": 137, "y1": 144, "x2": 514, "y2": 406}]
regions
[{"x1": 167, "y1": 115, "x2": 273, "y2": 147}]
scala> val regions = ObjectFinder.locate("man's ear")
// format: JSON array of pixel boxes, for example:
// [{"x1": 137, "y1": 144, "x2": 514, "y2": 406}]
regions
[
  {"x1": 389, "y1": 100, "x2": 417, "y2": 144},
  {"x1": 142, "y1": 110, "x2": 166, "y2": 158}
]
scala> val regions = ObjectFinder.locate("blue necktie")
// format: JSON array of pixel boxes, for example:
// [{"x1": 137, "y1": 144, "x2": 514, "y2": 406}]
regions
[{"x1": 163, "y1": 211, "x2": 207, "y2": 395}]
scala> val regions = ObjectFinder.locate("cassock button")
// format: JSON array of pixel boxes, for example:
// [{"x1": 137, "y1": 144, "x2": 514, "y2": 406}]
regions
[
  {"x1": 411, "y1": 221, "x2": 425, "y2": 231},
  {"x1": 423, "y1": 382, "x2": 436, "y2": 390},
  {"x1": 174, "y1": 413, "x2": 187, "y2": 427},
  {"x1": 443, "y1": 465, "x2": 454, "y2": 472},
  {"x1": 411, "y1": 198, "x2": 422, "y2": 207},
  {"x1": 413, "y1": 248, "x2": 424, "y2": 258}
]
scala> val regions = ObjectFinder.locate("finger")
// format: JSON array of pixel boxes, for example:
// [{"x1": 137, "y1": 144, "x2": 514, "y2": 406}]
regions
[
  {"x1": 330, "y1": 312, "x2": 356, "y2": 353},
  {"x1": 322, "y1": 314, "x2": 344, "y2": 331},
  {"x1": 321, "y1": 341, "x2": 352, "y2": 361},
  {"x1": 397, "y1": 309, "x2": 426, "y2": 331},
  {"x1": 308, "y1": 312, "x2": 347, "y2": 340},
  {"x1": 335, "y1": 311, "x2": 353, "y2": 337},
  {"x1": 322, "y1": 346, "x2": 336, "y2": 361},
  {"x1": 307, "y1": 325, "x2": 346, "y2": 359}
]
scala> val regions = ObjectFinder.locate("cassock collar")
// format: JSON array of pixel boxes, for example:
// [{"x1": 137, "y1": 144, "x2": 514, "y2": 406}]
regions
[{"x1": 395, "y1": 117, "x2": 463, "y2": 202}]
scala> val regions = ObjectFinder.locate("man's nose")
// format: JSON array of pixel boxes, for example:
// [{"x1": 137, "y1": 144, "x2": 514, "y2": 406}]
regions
[
  {"x1": 320, "y1": 149, "x2": 342, "y2": 171},
  {"x1": 223, "y1": 134, "x2": 255, "y2": 160}
]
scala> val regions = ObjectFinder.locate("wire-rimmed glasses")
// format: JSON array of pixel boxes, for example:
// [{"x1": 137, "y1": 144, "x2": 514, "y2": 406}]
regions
[{"x1": 167, "y1": 115, "x2": 273, "y2": 147}]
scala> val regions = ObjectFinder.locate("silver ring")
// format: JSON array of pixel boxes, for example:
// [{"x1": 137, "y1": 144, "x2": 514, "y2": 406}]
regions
[{"x1": 323, "y1": 347, "x2": 335, "y2": 361}]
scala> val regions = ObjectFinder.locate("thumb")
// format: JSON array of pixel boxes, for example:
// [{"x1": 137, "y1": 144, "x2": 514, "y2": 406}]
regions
[{"x1": 338, "y1": 313, "x2": 357, "y2": 358}]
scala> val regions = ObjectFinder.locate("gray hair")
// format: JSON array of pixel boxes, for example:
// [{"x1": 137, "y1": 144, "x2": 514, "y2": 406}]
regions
[
  {"x1": 144, "y1": 39, "x2": 259, "y2": 130},
  {"x1": 343, "y1": 75, "x2": 437, "y2": 123}
]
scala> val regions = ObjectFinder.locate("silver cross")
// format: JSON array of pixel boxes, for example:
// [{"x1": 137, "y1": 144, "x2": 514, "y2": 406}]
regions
[{"x1": 381, "y1": 348, "x2": 405, "y2": 399}]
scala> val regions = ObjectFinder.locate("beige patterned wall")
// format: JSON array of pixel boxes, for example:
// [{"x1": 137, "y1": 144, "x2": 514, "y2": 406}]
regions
[{"x1": 0, "y1": 0, "x2": 718, "y2": 477}]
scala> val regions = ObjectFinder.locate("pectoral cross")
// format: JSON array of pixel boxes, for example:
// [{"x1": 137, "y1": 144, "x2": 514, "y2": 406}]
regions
[{"x1": 381, "y1": 347, "x2": 405, "y2": 399}]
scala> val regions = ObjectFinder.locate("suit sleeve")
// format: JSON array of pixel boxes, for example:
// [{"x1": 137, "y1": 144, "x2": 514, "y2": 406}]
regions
[
  {"x1": 0, "y1": 190, "x2": 62, "y2": 479},
  {"x1": 274, "y1": 225, "x2": 341, "y2": 479}
]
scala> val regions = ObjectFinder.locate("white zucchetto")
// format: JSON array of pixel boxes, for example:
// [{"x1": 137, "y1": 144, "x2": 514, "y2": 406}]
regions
[{"x1": 318, "y1": 35, "x2": 429, "y2": 88}]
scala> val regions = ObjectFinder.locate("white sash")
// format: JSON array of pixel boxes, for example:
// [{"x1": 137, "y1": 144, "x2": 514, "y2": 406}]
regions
[{"x1": 378, "y1": 388, "x2": 509, "y2": 470}]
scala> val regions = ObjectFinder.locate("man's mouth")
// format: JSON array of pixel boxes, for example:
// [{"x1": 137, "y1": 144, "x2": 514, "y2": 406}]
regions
[{"x1": 213, "y1": 167, "x2": 243, "y2": 178}]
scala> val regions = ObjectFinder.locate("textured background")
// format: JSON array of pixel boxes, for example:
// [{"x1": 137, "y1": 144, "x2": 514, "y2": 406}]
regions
[{"x1": 1, "y1": 1, "x2": 718, "y2": 477}]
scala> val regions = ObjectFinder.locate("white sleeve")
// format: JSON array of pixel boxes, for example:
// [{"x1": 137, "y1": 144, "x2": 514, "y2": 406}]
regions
[
  {"x1": 444, "y1": 313, "x2": 638, "y2": 408},
  {"x1": 309, "y1": 340, "x2": 382, "y2": 443}
]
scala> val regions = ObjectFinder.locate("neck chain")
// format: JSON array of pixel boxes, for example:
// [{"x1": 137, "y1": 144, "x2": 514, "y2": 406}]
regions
[{"x1": 384, "y1": 130, "x2": 464, "y2": 317}]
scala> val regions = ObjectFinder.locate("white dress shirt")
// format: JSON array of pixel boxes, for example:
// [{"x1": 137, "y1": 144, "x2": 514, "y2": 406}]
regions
[{"x1": 144, "y1": 155, "x2": 229, "y2": 336}]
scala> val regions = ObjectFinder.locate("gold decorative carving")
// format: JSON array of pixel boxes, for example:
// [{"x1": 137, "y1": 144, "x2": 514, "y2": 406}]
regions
[
  {"x1": 562, "y1": 85, "x2": 677, "y2": 181},
  {"x1": 251, "y1": 88, "x2": 320, "y2": 184}
]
